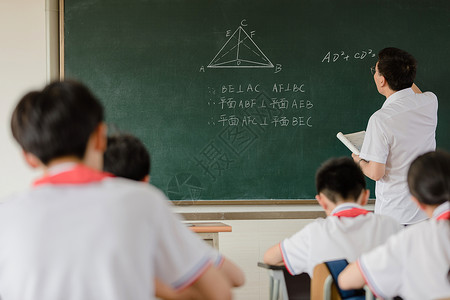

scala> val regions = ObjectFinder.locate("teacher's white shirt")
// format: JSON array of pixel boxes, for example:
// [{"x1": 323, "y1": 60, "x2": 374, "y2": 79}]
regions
[{"x1": 360, "y1": 88, "x2": 438, "y2": 224}]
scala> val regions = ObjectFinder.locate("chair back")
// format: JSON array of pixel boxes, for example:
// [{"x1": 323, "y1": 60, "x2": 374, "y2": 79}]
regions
[
  {"x1": 311, "y1": 260, "x2": 373, "y2": 300},
  {"x1": 258, "y1": 262, "x2": 310, "y2": 300},
  {"x1": 283, "y1": 269, "x2": 310, "y2": 300},
  {"x1": 311, "y1": 262, "x2": 341, "y2": 300}
]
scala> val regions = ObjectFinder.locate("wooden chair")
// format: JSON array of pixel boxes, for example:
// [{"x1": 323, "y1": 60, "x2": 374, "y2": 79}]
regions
[
  {"x1": 258, "y1": 262, "x2": 310, "y2": 300},
  {"x1": 311, "y1": 259, "x2": 374, "y2": 300},
  {"x1": 311, "y1": 262, "x2": 341, "y2": 300}
]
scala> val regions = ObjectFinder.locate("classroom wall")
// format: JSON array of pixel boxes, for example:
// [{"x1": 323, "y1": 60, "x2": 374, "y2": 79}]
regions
[
  {"x1": 173, "y1": 204, "x2": 318, "y2": 300},
  {"x1": 0, "y1": 0, "x2": 46, "y2": 197},
  {"x1": 214, "y1": 219, "x2": 311, "y2": 300},
  {"x1": 0, "y1": 2, "x2": 317, "y2": 299}
]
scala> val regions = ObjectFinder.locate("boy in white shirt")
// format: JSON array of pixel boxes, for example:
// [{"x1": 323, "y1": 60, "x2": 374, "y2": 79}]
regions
[
  {"x1": 339, "y1": 150, "x2": 450, "y2": 299},
  {"x1": 0, "y1": 80, "x2": 240, "y2": 300},
  {"x1": 263, "y1": 157, "x2": 401, "y2": 277},
  {"x1": 103, "y1": 133, "x2": 245, "y2": 297}
]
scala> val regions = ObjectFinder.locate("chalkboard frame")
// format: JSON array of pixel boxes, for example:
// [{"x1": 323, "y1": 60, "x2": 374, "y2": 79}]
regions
[{"x1": 58, "y1": 0, "x2": 65, "y2": 79}]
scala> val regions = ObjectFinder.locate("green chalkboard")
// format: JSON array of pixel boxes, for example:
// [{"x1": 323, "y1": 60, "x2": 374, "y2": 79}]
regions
[{"x1": 63, "y1": 0, "x2": 450, "y2": 201}]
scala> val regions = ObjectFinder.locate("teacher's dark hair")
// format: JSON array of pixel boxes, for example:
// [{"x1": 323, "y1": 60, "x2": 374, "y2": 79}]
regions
[
  {"x1": 377, "y1": 47, "x2": 417, "y2": 91},
  {"x1": 11, "y1": 80, "x2": 104, "y2": 165},
  {"x1": 316, "y1": 157, "x2": 366, "y2": 203},
  {"x1": 407, "y1": 150, "x2": 450, "y2": 206}
]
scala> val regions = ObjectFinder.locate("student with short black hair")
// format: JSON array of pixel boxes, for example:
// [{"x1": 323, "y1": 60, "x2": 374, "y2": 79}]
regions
[
  {"x1": 104, "y1": 133, "x2": 151, "y2": 182},
  {"x1": 339, "y1": 150, "x2": 450, "y2": 299},
  {"x1": 103, "y1": 132, "x2": 245, "y2": 296},
  {"x1": 11, "y1": 81, "x2": 104, "y2": 168},
  {"x1": 263, "y1": 157, "x2": 401, "y2": 277},
  {"x1": 0, "y1": 80, "x2": 238, "y2": 300}
]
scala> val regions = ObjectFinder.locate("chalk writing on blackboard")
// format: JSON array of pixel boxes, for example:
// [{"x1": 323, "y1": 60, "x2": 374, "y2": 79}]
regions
[
  {"x1": 208, "y1": 25, "x2": 274, "y2": 68},
  {"x1": 193, "y1": 123, "x2": 259, "y2": 183},
  {"x1": 191, "y1": 92, "x2": 275, "y2": 184},
  {"x1": 186, "y1": 85, "x2": 313, "y2": 189},
  {"x1": 207, "y1": 83, "x2": 313, "y2": 128},
  {"x1": 321, "y1": 49, "x2": 376, "y2": 63},
  {"x1": 204, "y1": 19, "x2": 275, "y2": 70}
]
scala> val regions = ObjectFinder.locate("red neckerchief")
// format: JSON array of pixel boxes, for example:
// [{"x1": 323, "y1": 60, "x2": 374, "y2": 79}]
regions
[
  {"x1": 332, "y1": 207, "x2": 371, "y2": 218},
  {"x1": 436, "y1": 211, "x2": 450, "y2": 221},
  {"x1": 33, "y1": 164, "x2": 114, "y2": 186}
]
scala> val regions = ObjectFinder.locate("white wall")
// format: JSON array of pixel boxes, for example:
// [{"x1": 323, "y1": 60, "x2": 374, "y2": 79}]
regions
[
  {"x1": 0, "y1": 0, "x2": 47, "y2": 198},
  {"x1": 213, "y1": 219, "x2": 312, "y2": 300},
  {"x1": 173, "y1": 204, "x2": 324, "y2": 299}
]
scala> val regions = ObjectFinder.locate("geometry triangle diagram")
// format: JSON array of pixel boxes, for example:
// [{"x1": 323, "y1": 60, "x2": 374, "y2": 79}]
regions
[{"x1": 208, "y1": 26, "x2": 274, "y2": 68}]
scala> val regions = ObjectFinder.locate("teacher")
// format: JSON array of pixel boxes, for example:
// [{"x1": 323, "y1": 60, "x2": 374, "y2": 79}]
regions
[{"x1": 353, "y1": 47, "x2": 438, "y2": 225}]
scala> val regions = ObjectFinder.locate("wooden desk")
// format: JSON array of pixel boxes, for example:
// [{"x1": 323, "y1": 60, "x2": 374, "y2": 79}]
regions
[{"x1": 186, "y1": 222, "x2": 232, "y2": 249}]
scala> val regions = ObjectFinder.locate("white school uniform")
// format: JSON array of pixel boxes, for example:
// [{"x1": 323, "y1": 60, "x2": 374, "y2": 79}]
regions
[
  {"x1": 0, "y1": 164, "x2": 217, "y2": 300},
  {"x1": 280, "y1": 203, "x2": 401, "y2": 277},
  {"x1": 360, "y1": 88, "x2": 438, "y2": 224},
  {"x1": 358, "y1": 202, "x2": 450, "y2": 300}
]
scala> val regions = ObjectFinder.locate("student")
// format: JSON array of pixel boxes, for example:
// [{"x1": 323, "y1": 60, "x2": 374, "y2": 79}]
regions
[
  {"x1": 103, "y1": 133, "x2": 245, "y2": 295},
  {"x1": 352, "y1": 47, "x2": 438, "y2": 225},
  {"x1": 338, "y1": 150, "x2": 450, "y2": 299},
  {"x1": 263, "y1": 157, "x2": 401, "y2": 277},
  {"x1": 104, "y1": 133, "x2": 151, "y2": 182},
  {"x1": 0, "y1": 80, "x2": 238, "y2": 300}
]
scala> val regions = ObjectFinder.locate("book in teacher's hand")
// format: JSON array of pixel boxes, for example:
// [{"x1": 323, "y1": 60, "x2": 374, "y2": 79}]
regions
[{"x1": 336, "y1": 131, "x2": 365, "y2": 155}]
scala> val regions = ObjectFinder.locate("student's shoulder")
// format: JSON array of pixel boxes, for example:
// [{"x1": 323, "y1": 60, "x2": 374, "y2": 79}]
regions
[
  {"x1": 0, "y1": 188, "x2": 48, "y2": 220},
  {"x1": 285, "y1": 217, "x2": 327, "y2": 236},
  {"x1": 326, "y1": 213, "x2": 401, "y2": 233},
  {"x1": 378, "y1": 219, "x2": 437, "y2": 252},
  {"x1": 106, "y1": 180, "x2": 179, "y2": 222},
  {"x1": 404, "y1": 218, "x2": 447, "y2": 237},
  {"x1": 0, "y1": 189, "x2": 32, "y2": 207},
  {"x1": 103, "y1": 177, "x2": 168, "y2": 200},
  {"x1": 99, "y1": 178, "x2": 175, "y2": 219},
  {"x1": 306, "y1": 216, "x2": 337, "y2": 230},
  {"x1": 1, "y1": 182, "x2": 61, "y2": 203},
  {"x1": 369, "y1": 213, "x2": 402, "y2": 229},
  {"x1": 311, "y1": 216, "x2": 328, "y2": 225}
]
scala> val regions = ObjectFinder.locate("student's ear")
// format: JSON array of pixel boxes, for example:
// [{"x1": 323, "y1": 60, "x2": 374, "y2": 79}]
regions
[
  {"x1": 84, "y1": 123, "x2": 107, "y2": 171},
  {"x1": 93, "y1": 123, "x2": 108, "y2": 152},
  {"x1": 411, "y1": 195, "x2": 426, "y2": 211},
  {"x1": 316, "y1": 194, "x2": 327, "y2": 211},
  {"x1": 357, "y1": 189, "x2": 370, "y2": 206},
  {"x1": 22, "y1": 151, "x2": 42, "y2": 169},
  {"x1": 141, "y1": 175, "x2": 150, "y2": 183}
]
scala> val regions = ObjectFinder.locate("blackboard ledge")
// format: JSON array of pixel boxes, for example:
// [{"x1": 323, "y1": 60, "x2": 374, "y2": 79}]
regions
[
  {"x1": 172, "y1": 200, "x2": 316, "y2": 206},
  {"x1": 172, "y1": 199, "x2": 375, "y2": 206},
  {"x1": 179, "y1": 211, "x2": 326, "y2": 220}
]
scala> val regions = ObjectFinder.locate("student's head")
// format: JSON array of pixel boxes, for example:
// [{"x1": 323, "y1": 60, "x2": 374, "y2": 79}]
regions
[
  {"x1": 103, "y1": 133, "x2": 151, "y2": 182},
  {"x1": 376, "y1": 47, "x2": 417, "y2": 91},
  {"x1": 315, "y1": 157, "x2": 368, "y2": 211},
  {"x1": 407, "y1": 150, "x2": 450, "y2": 207},
  {"x1": 11, "y1": 80, "x2": 105, "y2": 167}
]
